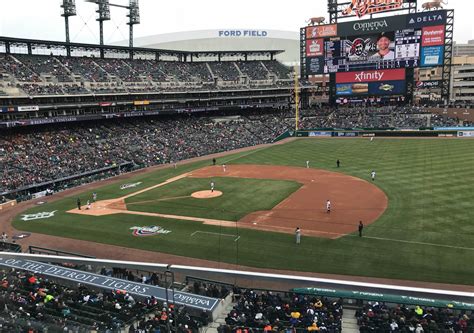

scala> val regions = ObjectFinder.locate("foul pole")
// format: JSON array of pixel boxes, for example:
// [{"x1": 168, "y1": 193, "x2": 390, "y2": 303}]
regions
[{"x1": 294, "y1": 66, "x2": 300, "y2": 131}]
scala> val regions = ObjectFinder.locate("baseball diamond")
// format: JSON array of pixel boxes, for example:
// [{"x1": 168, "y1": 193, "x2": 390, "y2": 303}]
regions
[{"x1": 8, "y1": 138, "x2": 474, "y2": 286}]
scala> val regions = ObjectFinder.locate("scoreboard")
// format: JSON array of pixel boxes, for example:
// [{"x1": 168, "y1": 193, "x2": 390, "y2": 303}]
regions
[{"x1": 304, "y1": 10, "x2": 448, "y2": 78}]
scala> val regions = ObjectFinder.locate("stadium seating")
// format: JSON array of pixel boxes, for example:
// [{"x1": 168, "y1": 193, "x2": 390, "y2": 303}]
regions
[
  {"x1": 355, "y1": 302, "x2": 474, "y2": 332},
  {"x1": 1, "y1": 106, "x2": 471, "y2": 196},
  {"x1": 220, "y1": 289, "x2": 343, "y2": 332},
  {"x1": 0, "y1": 53, "x2": 294, "y2": 96}
]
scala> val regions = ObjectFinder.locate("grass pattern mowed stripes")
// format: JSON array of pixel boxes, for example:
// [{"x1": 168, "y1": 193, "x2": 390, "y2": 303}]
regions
[
  {"x1": 125, "y1": 177, "x2": 301, "y2": 221},
  {"x1": 12, "y1": 138, "x2": 474, "y2": 285}
]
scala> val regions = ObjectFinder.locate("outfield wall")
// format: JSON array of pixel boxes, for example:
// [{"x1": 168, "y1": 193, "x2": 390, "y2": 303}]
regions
[{"x1": 274, "y1": 128, "x2": 474, "y2": 140}]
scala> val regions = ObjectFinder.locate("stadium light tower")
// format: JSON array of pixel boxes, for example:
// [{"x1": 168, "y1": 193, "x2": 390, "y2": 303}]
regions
[
  {"x1": 127, "y1": 0, "x2": 140, "y2": 49},
  {"x1": 61, "y1": 0, "x2": 77, "y2": 44},
  {"x1": 97, "y1": 0, "x2": 111, "y2": 46},
  {"x1": 86, "y1": 0, "x2": 141, "y2": 49}
]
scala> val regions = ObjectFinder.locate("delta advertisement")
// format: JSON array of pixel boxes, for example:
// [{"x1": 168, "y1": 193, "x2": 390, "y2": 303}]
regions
[{"x1": 406, "y1": 10, "x2": 447, "y2": 29}]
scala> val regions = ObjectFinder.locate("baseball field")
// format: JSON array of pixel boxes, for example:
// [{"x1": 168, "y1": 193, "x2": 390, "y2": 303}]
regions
[{"x1": 11, "y1": 138, "x2": 474, "y2": 286}]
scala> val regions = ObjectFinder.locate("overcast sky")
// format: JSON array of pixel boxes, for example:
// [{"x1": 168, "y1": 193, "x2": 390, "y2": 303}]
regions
[{"x1": 0, "y1": 0, "x2": 472, "y2": 44}]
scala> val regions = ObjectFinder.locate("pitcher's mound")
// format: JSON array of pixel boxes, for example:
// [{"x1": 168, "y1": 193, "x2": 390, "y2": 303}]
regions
[{"x1": 191, "y1": 190, "x2": 223, "y2": 199}]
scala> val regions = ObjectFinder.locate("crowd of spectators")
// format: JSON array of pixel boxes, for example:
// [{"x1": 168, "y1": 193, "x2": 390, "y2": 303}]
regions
[
  {"x1": 356, "y1": 302, "x2": 473, "y2": 332},
  {"x1": 237, "y1": 61, "x2": 269, "y2": 80},
  {"x1": 0, "y1": 110, "x2": 289, "y2": 194},
  {"x1": 0, "y1": 267, "x2": 161, "y2": 332},
  {"x1": 1, "y1": 106, "x2": 471, "y2": 195},
  {"x1": 0, "y1": 55, "x2": 41, "y2": 83},
  {"x1": 0, "y1": 54, "x2": 293, "y2": 95},
  {"x1": 15, "y1": 55, "x2": 73, "y2": 82},
  {"x1": 219, "y1": 289, "x2": 343, "y2": 332}
]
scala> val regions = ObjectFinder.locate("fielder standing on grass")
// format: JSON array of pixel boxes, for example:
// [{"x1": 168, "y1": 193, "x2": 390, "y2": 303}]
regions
[
  {"x1": 371, "y1": 170, "x2": 376, "y2": 181},
  {"x1": 306, "y1": 160, "x2": 310, "y2": 168},
  {"x1": 295, "y1": 227, "x2": 301, "y2": 244}
]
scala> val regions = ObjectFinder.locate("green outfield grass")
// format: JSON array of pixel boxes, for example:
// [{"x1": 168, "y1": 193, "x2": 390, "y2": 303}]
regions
[
  {"x1": 125, "y1": 177, "x2": 301, "y2": 221},
  {"x1": 12, "y1": 138, "x2": 474, "y2": 285}
]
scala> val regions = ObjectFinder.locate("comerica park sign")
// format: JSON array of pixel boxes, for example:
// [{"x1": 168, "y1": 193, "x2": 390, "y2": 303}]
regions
[{"x1": 342, "y1": 0, "x2": 404, "y2": 18}]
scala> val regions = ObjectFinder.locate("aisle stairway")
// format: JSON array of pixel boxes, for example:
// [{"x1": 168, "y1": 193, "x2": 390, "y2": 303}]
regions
[{"x1": 342, "y1": 308, "x2": 360, "y2": 333}]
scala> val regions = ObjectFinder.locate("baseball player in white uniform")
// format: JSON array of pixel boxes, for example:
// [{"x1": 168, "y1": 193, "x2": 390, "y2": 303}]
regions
[
  {"x1": 210, "y1": 181, "x2": 215, "y2": 193},
  {"x1": 326, "y1": 200, "x2": 331, "y2": 213},
  {"x1": 306, "y1": 160, "x2": 310, "y2": 168},
  {"x1": 222, "y1": 164, "x2": 226, "y2": 172},
  {"x1": 295, "y1": 227, "x2": 301, "y2": 244},
  {"x1": 86, "y1": 200, "x2": 91, "y2": 210},
  {"x1": 371, "y1": 170, "x2": 376, "y2": 181}
]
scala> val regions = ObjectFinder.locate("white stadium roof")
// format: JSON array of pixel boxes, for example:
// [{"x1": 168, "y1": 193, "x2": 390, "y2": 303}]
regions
[{"x1": 115, "y1": 29, "x2": 299, "y2": 65}]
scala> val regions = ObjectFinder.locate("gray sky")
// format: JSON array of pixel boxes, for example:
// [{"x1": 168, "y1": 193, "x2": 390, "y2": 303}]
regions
[{"x1": 0, "y1": 0, "x2": 472, "y2": 44}]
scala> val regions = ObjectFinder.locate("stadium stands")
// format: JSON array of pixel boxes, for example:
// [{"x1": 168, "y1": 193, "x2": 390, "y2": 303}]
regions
[
  {"x1": 220, "y1": 289, "x2": 343, "y2": 332},
  {"x1": 0, "y1": 53, "x2": 293, "y2": 96},
  {"x1": 1, "y1": 105, "x2": 471, "y2": 197},
  {"x1": 355, "y1": 302, "x2": 474, "y2": 332}
]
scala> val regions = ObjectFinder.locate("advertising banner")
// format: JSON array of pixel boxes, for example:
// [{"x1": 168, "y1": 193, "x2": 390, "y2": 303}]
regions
[
  {"x1": 421, "y1": 46, "x2": 444, "y2": 67},
  {"x1": 368, "y1": 80, "x2": 406, "y2": 95},
  {"x1": 306, "y1": 24, "x2": 338, "y2": 39},
  {"x1": 341, "y1": 0, "x2": 403, "y2": 19},
  {"x1": 309, "y1": 131, "x2": 332, "y2": 137},
  {"x1": 306, "y1": 39, "x2": 324, "y2": 57},
  {"x1": 336, "y1": 68, "x2": 405, "y2": 83},
  {"x1": 336, "y1": 83, "x2": 354, "y2": 95},
  {"x1": 338, "y1": 15, "x2": 406, "y2": 36},
  {"x1": 407, "y1": 10, "x2": 447, "y2": 29},
  {"x1": 306, "y1": 57, "x2": 325, "y2": 75},
  {"x1": 337, "y1": 80, "x2": 405, "y2": 96},
  {"x1": 415, "y1": 80, "x2": 442, "y2": 89},
  {"x1": 17, "y1": 106, "x2": 39, "y2": 112},
  {"x1": 457, "y1": 131, "x2": 474, "y2": 137},
  {"x1": 133, "y1": 100, "x2": 150, "y2": 106},
  {"x1": 1, "y1": 107, "x2": 16, "y2": 113},
  {"x1": 422, "y1": 25, "x2": 445, "y2": 47},
  {"x1": 0, "y1": 258, "x2": 219, "y2": 311}
]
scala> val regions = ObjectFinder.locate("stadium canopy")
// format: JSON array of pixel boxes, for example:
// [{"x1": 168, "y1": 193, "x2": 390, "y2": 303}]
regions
[{"x1": 0, "y1": 36, "x2": 283, "y2": 61}]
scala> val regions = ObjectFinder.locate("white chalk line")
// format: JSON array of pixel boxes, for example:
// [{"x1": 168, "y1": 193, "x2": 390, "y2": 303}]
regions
[
  {"x1": 191, "y1": 231, "x2": 240, "y2": 242},
  {"x1": 347, "y1": 234, "x2": 474, "y2": 251}
]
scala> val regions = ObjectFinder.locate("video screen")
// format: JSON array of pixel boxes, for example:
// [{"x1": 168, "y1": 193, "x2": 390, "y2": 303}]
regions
[{"x1": 324, "y1": 29, "x2": 422, "y2": 73}]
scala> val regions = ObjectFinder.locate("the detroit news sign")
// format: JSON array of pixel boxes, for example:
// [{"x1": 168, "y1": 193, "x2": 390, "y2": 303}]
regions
[{"x1": 0, "y1": 258, "x2": 219, "y2": 311}]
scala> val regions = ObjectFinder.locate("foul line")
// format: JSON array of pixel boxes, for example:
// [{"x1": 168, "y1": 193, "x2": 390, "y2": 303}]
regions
[
  {"x1": 191, "y1": 231, "x2": 240, "y2": 242},
  {"x1": 346, "y1": 234, "x2": 474, "y2": 251}
]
